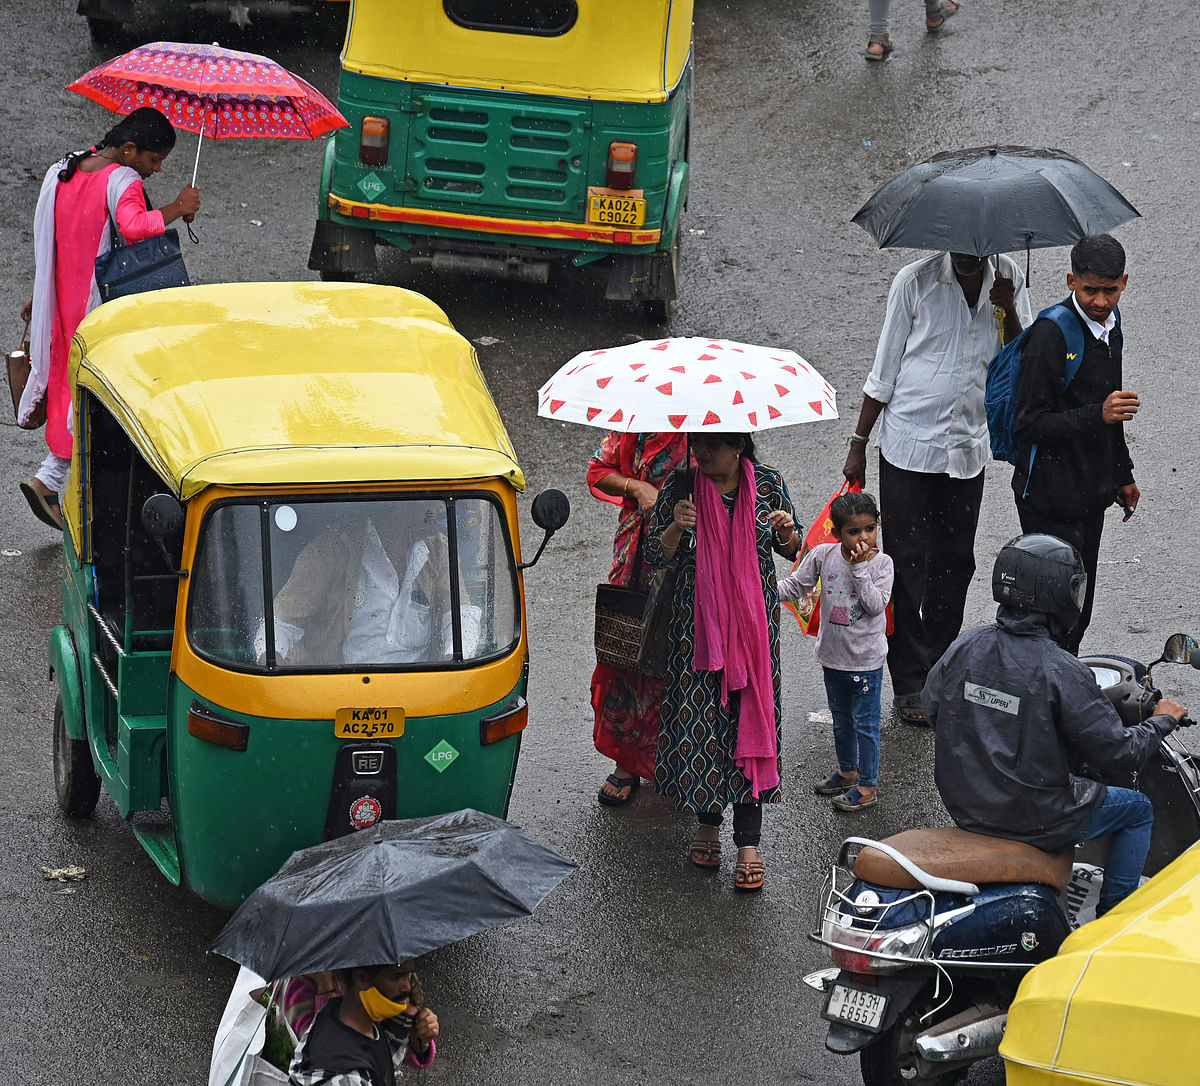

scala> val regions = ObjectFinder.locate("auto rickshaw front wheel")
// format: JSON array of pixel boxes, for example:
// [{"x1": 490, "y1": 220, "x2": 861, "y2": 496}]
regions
[{"x1": 53, "y1": 695, "x2": 100, "y2": 818}]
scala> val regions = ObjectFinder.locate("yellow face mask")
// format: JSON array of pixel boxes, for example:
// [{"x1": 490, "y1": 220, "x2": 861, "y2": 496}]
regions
[{"x1": 358, "y1": 986, "x2": 409, "y2": 1023}]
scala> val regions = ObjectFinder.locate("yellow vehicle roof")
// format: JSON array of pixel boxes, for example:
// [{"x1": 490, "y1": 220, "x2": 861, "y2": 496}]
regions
[
  {"x1": 70, "y1": 282, "x2": 524, "y2": 503},
  {"x1": 1000, "y1": 843, "x2": 1200, "y2": 1085},
  {"x1": 342, "y1": 0, "x2": 693, "y2": 103}
]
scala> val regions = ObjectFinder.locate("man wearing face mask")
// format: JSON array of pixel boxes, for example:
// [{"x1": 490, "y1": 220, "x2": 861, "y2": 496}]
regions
[
  {"x1": 844, "y1": 250, "x2": 1033, "y2": 724},
  {"x1": 289, "y1": 961, "x2": 438, "y2": 1085}
]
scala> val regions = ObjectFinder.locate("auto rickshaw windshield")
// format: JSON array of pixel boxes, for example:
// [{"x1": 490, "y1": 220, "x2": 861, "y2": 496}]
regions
[{"x1": 187, "y1": 495, "x2": 519, "y2": 671}]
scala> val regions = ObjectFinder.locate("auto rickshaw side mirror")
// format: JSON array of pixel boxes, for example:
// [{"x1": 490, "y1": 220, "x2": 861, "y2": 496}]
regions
[
  {"x1": 141, "y1": 493, "x2": 186, "y2": 576},
  {"x1": 518, "y1": 488, "x2": 570, "y2": 570}
]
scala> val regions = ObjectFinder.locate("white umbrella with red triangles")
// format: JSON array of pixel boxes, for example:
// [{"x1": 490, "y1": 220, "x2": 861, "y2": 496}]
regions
[{"x1": 537, "y1": 337, "x2": 837, "y2": 433}]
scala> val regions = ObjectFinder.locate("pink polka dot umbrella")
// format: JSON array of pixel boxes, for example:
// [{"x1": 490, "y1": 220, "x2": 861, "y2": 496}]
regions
[
  {"x1": 537, "y1": 337, "x2": 839, "y2": 434},
  {"x1": 67, "y1": 41, "x2": 348, "y2": 184}
]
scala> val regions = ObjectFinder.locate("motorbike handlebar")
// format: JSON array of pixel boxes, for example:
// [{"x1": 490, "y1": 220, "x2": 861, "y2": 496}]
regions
[{"x1": 1179, "y1": 716, "x2": 1196, "y2": 729}]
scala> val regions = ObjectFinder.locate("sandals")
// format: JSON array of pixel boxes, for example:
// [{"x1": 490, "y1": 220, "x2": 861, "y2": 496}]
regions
[
  {"x1": 20, "y1": 478, "x2": 63, "y2": 531},
  {"x1": 814, "y1": 770, "x2": 859, "y2": 796},
  {"x1": 926, "y1": 0, "x2": 960, "y2": 33},
  {"x1": 689, "y1": 830, "x2": 722, "y2": 869},
  {"x1": 893, "y1": 693, "x2": 928, "y2": 726},
  {"x1": 833, "y1": 786, "x2": 878, "y2": 812},
  {"x1": 734, "y1": 847, "x2": 764, "y2": 892},
  {"x1": 865, "y1": 34, "x2": 894, "y2": 61},
  {"x1": 597, "y1": 773, "x2": 640, "y2": 807}
]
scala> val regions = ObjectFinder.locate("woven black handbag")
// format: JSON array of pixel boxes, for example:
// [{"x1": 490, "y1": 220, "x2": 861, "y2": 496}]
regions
[{"x1": 593, "y1": 558, "x2": 675, "y2": 679}]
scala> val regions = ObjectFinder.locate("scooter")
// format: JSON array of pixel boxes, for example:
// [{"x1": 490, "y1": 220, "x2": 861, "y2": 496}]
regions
[{"x1": 803, "y1": 634, "x2": 1200, "y2": 1086}]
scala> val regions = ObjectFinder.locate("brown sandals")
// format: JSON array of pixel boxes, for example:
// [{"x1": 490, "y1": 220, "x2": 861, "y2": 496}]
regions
[
  {"x1": 734, "y1": 847, "x2": 764, "y2": 892},
  {"x1": 689, "y1": 832, "x2": 722, "y2": 869}
]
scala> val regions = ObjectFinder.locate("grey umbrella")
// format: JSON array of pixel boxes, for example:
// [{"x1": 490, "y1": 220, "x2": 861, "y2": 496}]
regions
[
  {"x1": 851, "y1": 145, "x2": 1140, "y2": 256},
  {"x1": 209, "y1": 809, "x2": 576, "y2": 981}
]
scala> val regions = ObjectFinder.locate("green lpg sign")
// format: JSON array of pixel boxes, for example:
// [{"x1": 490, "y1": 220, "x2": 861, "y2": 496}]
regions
[
  {"x1": 424, "y1": 739, "x2": 460, "y2": 774},
  {"x1": 357, "y1": 172, "x2": 386, "y2": 201}
]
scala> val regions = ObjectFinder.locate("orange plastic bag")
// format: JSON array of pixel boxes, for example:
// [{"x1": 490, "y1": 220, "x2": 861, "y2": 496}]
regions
[{"x1": 782, "y1": 481, "x2": 893, "y2": 638}]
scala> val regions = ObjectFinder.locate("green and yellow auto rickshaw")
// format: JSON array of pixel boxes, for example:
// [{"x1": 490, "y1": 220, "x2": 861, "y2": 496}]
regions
[
  {"x1": 50, "y1": 281, "x2": 568, "y2": 908},
  {"x1": 309, "y1": 0, "x2": 693, "y2": 320}
]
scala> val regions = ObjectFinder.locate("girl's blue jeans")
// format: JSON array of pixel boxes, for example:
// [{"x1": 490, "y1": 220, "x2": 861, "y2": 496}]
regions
[{"x1": 823, "y1": 666, "x2": 883, "y2": 788}]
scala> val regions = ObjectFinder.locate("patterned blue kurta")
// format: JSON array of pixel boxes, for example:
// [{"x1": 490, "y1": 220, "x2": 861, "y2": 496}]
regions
[{"x1": 645, "y1": 463, "x2": 797, "y2": 812}]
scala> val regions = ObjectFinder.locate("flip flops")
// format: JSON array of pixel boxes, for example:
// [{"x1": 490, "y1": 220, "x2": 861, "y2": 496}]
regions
[
  {"x1": 20, "y1": 478, "x2": 63, "y2": 530},
  {"x1": 832, "y1": 786, "x2": 878, "y2": 812},
  {"x1": 597, "y1": 773, "x2": 640, "y2": 807}
]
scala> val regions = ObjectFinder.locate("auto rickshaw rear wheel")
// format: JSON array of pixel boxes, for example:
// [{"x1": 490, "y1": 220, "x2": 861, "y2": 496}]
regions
[{"x1": 53, "y1": 695, "x2": 100, "y2": 818}]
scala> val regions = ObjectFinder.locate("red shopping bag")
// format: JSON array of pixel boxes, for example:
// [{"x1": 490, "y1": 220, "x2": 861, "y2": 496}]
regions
[{"x1": 782, "y1": 481, "x2": 893, "y2": 638}]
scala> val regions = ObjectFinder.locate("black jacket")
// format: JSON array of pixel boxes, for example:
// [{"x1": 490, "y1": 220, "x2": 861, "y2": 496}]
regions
[
  {"x1": 1011, "y1": 298, "x2": 1134, "y2": 517},
  {"x1": 923, "y1": 609, "x2": 1174, "y2": 852}
]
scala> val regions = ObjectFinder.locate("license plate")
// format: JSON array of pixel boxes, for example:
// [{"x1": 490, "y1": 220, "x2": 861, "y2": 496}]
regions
[
  {"x1": 823, "y1": 984, "x2": 888, "y2": 1032},
  {"x1": 587, "y1": 187, "x2": 646, "y2": 227},
  {"x1": 334, "y1": 707, "x2": 405, "y2": 739}
]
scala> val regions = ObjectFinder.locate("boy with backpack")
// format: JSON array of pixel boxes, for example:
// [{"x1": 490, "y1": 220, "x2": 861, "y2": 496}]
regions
[{"x1": 1007, "y1": 234, "x2": 1138, "y2": 654}]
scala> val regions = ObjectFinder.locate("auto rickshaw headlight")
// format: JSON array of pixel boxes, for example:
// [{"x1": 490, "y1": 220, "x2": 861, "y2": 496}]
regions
[
  {"x1": 188, "y1": 701, "x2": 250, "y2": 752},
  {"x1": 480, "y1": 696, "x2": 528, "y2": 745},
  {"x1": 606, "y1": 141, "x2": 637, "y2": 190},
  {"x1": 360, "y1": 116, "x2": 390, "y2": 167}
]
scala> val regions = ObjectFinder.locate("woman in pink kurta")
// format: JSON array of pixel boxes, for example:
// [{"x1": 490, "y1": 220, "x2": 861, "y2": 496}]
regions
[{"x1": 20, "y1": 107, "x2": 200, "y2": 530}]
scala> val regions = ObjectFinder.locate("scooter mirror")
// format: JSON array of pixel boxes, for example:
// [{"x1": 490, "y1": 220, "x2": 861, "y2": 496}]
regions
[{"x1": 1162, "y1": 633, "x2": 1195, "y2": 665}]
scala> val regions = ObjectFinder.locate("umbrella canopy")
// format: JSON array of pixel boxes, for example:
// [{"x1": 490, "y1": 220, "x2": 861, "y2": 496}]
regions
[
  {"x1": 67, "y1": 41, "x2": 347, "y2": 140},
  {"x1": 210, "y1": 809, "x2": 575, "y2": 982},
  {"x1": 537, "y1": 337, "x2": 838, "y2": 433},
  {"x1": 851, "y1": 145, "x2": 1140, "y2": 256}
]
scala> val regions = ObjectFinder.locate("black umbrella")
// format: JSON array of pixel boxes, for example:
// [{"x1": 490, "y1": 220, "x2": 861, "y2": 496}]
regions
[
  {"x1": 210, "y1": 809, "x2": 576, "y2": 981},
  {"x1": 851, "y1": 145, "x2": 1140, "y2": 256}
]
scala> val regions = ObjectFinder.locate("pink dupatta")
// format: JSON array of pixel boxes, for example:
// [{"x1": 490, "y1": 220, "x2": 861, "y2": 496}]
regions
[{"x1": 692, "y1": 458, "x2": 779, "y2": 797}]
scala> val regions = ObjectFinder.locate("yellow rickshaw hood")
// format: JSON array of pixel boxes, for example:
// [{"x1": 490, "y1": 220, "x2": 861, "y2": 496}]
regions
[
  {"x1": 342, "y1": 0, "x2": 694, "y2": 103},
  {"x1": 69, "y1": 282, "x2": 525, "y2": 504},
  {"x1": 1001, "y1": 842, "x2": 1200, "y2": 1085}
]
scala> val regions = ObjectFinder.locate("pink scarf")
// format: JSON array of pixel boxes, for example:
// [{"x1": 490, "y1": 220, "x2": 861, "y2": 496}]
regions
[{"x1": 692, "y1": 458, "x2": 779, "y2": 797}]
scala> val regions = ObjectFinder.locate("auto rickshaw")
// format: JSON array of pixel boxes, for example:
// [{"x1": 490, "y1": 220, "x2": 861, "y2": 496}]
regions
[
  {"x1": 309, "y1": 0, "x2": 693, "y2": 321},
  {"x1": 50, "y1": 281, "x2": 568, "y2": 908}
]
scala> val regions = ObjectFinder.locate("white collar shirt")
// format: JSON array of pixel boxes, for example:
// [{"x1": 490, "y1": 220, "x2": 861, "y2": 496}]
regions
[
  {"x1": 1071, "y1": 292, "x2": 1116, "y2": 343},
  {"x1": 863, "y1": 252, "x2": 1034, "y2": 478}
]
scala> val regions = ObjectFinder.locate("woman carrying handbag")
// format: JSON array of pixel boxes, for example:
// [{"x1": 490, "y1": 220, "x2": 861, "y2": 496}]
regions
[{"x1": 20, "y1": 106, "x2": 200, "y2": 530}]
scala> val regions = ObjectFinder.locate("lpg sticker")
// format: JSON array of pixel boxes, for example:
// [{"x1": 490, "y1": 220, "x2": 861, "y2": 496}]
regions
[
  {"x1": 424, "y1": 739, "x2": 460, "y2": 774},
  {"x1": 357, "y1": 172, "x2": 386, "y2": 201},
  {"x1": 349, "y1": 795, "x2": 382, "y2": 830},
  {"x1": 963, "y1": 681, "x2": 1021, "y2": 716}
]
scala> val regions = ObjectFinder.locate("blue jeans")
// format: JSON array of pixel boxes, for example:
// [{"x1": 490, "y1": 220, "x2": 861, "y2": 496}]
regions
[
  {"x1": 822, "y1": 667, "x2": 883, "y2": 788},
  {"x1": 1076, "y1": 786, "x2": 1154, "y2": 915}
]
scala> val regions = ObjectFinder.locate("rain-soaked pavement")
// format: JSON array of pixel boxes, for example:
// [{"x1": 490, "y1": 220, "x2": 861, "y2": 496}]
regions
[{"x1": 1, "y1": 1, "x2": 1198, "y2": 1083}]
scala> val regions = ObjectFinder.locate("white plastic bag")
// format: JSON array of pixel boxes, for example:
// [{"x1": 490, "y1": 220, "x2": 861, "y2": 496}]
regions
[{"x1": 209, "y1": 966, "x2": 292, "y2": 1086}]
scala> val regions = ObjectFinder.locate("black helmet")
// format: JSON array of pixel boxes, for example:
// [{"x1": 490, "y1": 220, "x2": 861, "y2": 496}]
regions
[{"x1": 992, "y1": 534, "x2": 1086, "y2": 629}]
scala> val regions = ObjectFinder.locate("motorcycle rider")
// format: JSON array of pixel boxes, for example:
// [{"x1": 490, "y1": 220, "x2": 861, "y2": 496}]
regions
[{"x1": 924, "y1": 533, "x2": 1188, "y2": 916}]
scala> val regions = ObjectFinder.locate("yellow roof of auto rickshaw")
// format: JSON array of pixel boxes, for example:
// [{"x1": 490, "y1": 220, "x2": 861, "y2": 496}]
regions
[
  {"x1": 70, "y1": 282, "x2": 525, "y2": 502},
  {"x1": 342, "y1": 0, "x2": 693, "y2": 103},
  {"x1": 1000, "y1": 842, "x2": 1200, "y2": 1085}
]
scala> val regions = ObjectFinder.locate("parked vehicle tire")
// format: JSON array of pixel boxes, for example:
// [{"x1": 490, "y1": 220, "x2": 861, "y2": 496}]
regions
[
  {"x1": 859, "y1": 994, "x2": 968, "y2": 1086},
  {"x1": 53, "y1": 695, "x2": 100, "y2": 818}
]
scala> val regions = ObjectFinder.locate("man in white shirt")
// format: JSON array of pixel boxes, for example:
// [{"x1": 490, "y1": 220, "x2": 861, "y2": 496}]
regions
[
  {"x1": 843, "y1": 251, "x2": 1033, "y2": 722},
  {"x1": 1011, "y1": 234, "x2": 1137, "y2": 654}
]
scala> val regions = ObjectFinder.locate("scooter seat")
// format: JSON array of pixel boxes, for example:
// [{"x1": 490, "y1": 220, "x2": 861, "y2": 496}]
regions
[{"x1": 854, "y1": 827, "x2": 1073, "y2": 892}]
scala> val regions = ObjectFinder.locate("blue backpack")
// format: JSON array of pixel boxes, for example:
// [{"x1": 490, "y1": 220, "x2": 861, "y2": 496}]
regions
[{"x1": 984, "y1": 303, "x2": 1112, "y2": 467}]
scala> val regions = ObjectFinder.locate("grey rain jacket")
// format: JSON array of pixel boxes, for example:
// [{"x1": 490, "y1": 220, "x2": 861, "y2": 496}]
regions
[{"x1": 923, "y1": 608, "x2": 1176, "y2": 852}]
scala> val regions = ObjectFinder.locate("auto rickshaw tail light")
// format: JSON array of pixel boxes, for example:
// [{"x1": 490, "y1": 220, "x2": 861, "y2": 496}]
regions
[
  {"x1": 360, "y1": 116, "x2": 389, "y2": 167},
  {"x1": 606, "y1": 142, "x2": 637, "y2": 190},
  {"x1": 188, "y1": 702, "x2": 250, "y2": 752},
  {"x1": 480, "y1": 696, "x2": 528, "y2": 745}
]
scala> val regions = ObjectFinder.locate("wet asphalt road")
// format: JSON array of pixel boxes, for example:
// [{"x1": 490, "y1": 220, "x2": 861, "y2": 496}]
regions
[{"x1": 2, "y1": 1, "x2": 1199, "y2": 1084}]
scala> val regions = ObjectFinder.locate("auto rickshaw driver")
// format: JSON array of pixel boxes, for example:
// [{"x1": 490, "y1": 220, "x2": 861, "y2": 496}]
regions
[{"x1": 255, "y1": 501, "x2": 482, "y2": 668}]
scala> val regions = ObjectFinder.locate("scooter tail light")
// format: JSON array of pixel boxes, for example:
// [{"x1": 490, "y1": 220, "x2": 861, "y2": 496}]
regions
[
  {"x1": 480, "y1": 696, "x2": 528, "y2": 745},
  {"x1": 606, "y1": 141, "x2": 637, "y2": 190},
  {"x1": 821, "y1": 914, "x2": 928, "y2": 974},
  {"x1": 188, "y1": 702, "x2": 249, "y2": 752},
  {"x1": 360, "y1": 116, "x2": 389, "y2": 167}
]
